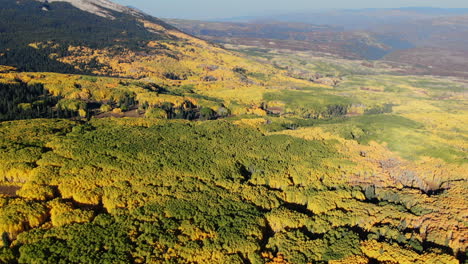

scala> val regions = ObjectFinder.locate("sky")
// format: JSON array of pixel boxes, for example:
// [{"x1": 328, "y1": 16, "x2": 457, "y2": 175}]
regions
[{"x1": 113, "y1": 0, "x2": 468, "y2": 20}]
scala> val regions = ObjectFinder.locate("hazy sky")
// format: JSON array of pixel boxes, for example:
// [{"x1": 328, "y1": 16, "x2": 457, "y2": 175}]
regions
[{"x1": 113, "y1": 0, "x2": 468, "y2": 20}]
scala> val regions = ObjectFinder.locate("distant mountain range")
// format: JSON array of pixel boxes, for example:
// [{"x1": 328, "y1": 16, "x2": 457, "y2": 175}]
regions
[
  {"x1": 165, "y1": 7, "x2": 468, "y2": 76},
  {"x1": 218, "y1": 7, "x2": 468, "y2": 30},
  {"x1": 166, "y1": 19, "x2": 414, "y2": 60}
]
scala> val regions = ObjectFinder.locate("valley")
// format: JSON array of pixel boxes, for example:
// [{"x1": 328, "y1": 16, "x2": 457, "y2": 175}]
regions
[{"x1": 0, "y1": 1, "x2": 466, "y2": 263}]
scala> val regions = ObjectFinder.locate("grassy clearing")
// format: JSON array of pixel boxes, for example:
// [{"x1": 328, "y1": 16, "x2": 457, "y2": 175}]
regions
[{"x1": 316, "y1": 114, "x2": 466, "y2": 163}]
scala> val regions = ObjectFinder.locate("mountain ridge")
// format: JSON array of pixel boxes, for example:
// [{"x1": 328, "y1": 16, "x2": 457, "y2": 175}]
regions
[
  {"x1": 36, "y1": 0, "x2": 141, "y2": 18},
  {"x1": 0, "y1": 0, "x2": 184, "y2": 73}
]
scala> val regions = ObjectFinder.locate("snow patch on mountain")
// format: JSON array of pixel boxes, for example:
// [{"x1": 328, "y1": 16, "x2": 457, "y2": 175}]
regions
[{"x1": 37, "y1": 0, "x2": 143, "y2": 19}]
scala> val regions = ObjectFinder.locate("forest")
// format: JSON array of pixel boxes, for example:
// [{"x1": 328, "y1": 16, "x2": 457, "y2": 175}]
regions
[
  {"x1": 0, "y1": 81, "x2": 80, "y2": 121},
  {"x1": 0, "y1": 0, "x2": 176, "y2": 72},
  {"x1": 0, "y1": 118, "x2": 465, "y2": 263},
  {"x1": 0, "y1": 0, "x2": 466, "y2": 263},
  {"x1": 0, "y1": 48, "x2": 466, "y2": 264}
]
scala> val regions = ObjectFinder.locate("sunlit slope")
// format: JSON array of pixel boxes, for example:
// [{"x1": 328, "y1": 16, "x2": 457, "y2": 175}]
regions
[
  {"x1": 0, "y1": 0, "x2": 176, "y2": 73},
  {"x1": 0, "y1": 1, "x2": 466, "y2": 263},
  {"x1": 0, "y1": 118, "x2": 465, "y2": 263},
  {"x1": 1, "y1": 0, "x2": 327, "y2": 121},
  {"x1": 0, "y1": 55, "x2": 466, "y2": 264},
  {"x1": 0, "y1": 65, "x2": 316, "y2": 122},
  {"x1": 0, "y1": 0, "x2": 311, "y2": 95}
]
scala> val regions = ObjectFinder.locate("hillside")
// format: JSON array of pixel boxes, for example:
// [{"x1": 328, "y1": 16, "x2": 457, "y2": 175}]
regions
[
  {"x1": 0, "y1": 0, "x2": 178, "y2": 72},
  {"x1": 0, "y1": 1, "x2": 467, "y2": 264}
]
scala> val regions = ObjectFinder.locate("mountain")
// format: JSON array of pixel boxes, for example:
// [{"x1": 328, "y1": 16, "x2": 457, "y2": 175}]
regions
[
  {"x1": 0, "y1": 0, "x2": 311, "y2": 119},
  {"x1": 0, "y1": 0, "x2": 182, "y2": 73},
  {"x1": 0, "y1": 0, "x2": 294, "y2": 81},
  {"x1": 38, "y1": 0, "x2": 142, "y2": 18}
]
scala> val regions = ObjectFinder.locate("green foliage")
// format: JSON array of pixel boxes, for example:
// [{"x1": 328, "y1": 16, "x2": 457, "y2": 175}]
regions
[
  {"x1": 17, "y1": 215, "x2": 132, "y2": 264},
  {"x1": 364, "y1": 103, "x2": 393, "y2": 114},
  {"x1": 0, "y1": 1, "x2": 466, "y2": 262},
  {"x1": 319, "y1": 114, "x2": 422, "y2": 141},
  {"x1": 0, "y1": 246, "x2": 16, "y2": 263},
  {"x1": 267, "y1": 227, "x2": 361, "y2": 263},
  {"x1": 322, "y1": 228, "x2": 361, "y2": 261},
  {"x1": 248, "y1": 72, "x2": 269, "y2": 81},
  {"x1": 144, "y1": 107, "x2": 168, "y2": 119},
  {"x1": 199, "y1": 107, "x2": 217, "y2": 120},
  {"x1": 0, "y1": 113, "x2": 465, "y2": 263},
  {"x1": 0, "y1": 81, "x2": 77, "y2": 121},
  {"x1": 264, "y1": 88, "x2": 352, "y2": 119},
  {"x1": 316, "y1": 114, "x2": 466, "y2": 162},
  {"x1": 0, "y1": 118, "x2": 351, "y2": 263},
  {"x1": 233, "y1": 67, "x2": 247, "y2": 75}
]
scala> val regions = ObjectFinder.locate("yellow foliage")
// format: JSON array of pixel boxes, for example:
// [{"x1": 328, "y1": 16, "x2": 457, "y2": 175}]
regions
[
  {"x1": 17, "y1": 183, "x2": 55, "y2": 201},
  {"x1": 1, "y1": 163, "x2": 36, "y2": 184},
  {"x1": 100, "y1": 104, "x2": 112, "y2": 112},
  {"x1": 329, "y1": 255, "x2": 368, "y2": 264},
  {"x1": 0, "y1": 65, "x2": 16, "y2": 73},
  {"x1": 28, "y1": 43, "x2": 40, "y2": 49},
  {"x1": 266, "y1": 207, "x2": 308, "y2": 232},
  {"x1": 137, "y1": 93, "x2": 187, "y2": 108},
  {"x1": 262, "y1": 253, "x2": 292, "y2": 264},
  {"x1": 18, "y1": 28, "x2": 314, "y2": 112},
  {"x1": 58, "y1": 179, "x2": 102, "y2": 206},
  {"x1": 305, "y1": 190, "x2": 354, "y2": 214},
  {"x1": 348, "y1": 104, "x2": 366, "y2": 115},
  {"x1": 112, "y1": 108, "x2": 123, "y2": 114},
  {"x1": 248, "y1": 107, "x2": 268, "y2": 116},
  {"x1": 233, "y1": 118, "x2": 267, "y2": 128},
  {"x1": 361, "y1": 240, "x2": 458, "y2": 264},
  {"x1": 139, "y1": 19, "x2": 166, "y2": 32},
  {"x1": 48, "y1": 199, "x2": 94, "y2": 227},
  {"x1": 178, "y1": 220, "x2": 215, "y2": 241},
  {"x1": 0, "y1": 199, "x2": 48, "y2": 240},
  {"x1": 78, "y1": 109, "x2": 87, "y2": 118},
  {"x1": 273, "y1": 125, "x2": 468, "y2": 253}
]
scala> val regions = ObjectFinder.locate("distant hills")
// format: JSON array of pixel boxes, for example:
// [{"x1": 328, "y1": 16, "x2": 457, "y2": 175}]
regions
[
  {"x1": 219, "y1": 7, "x2": 468, "y2": 30},
  {"x1": 166, "y1": 19, "x2": 414, "y2": 60},
  {"x1": 166, "y1": 7, "x2": 468, "y2": 76}
]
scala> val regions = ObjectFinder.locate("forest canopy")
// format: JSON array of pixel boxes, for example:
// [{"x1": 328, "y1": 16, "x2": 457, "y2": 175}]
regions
[{"x1": 0, "y1": 118, "x2": 465, "y2": 263}]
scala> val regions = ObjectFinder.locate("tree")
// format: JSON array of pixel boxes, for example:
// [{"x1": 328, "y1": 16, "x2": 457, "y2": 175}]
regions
[
  {"x1": 145, "y1": 107, "x2": 168, "y2": 119},
  {"x1": 199, "y1": 107, "x2": 216, "y2": 120}
]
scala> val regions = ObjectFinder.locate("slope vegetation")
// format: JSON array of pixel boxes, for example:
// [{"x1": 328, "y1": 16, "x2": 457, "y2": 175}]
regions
[{"x1": 0, "y1": 1, "x2": 467, "y2": 264}]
